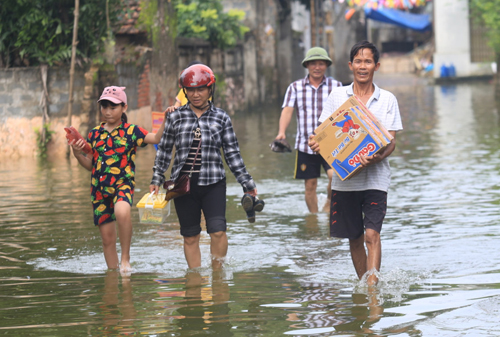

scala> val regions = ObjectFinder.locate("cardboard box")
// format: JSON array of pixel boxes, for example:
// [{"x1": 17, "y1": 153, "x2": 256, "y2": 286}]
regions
[
  {"x1": 152, "y1": 111, "x2": 164, "y2": 133},
  {"x1": 313, "y1": 96, "x2": 393, "y2": 181},
  {"x1": 136, "y1": 192, "x2": 170, "y2": 224}
]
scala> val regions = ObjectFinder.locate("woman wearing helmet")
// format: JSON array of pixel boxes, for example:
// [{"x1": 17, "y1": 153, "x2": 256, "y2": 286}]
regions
[{"x1": 150, "y1": 64, "x2": 258, "y2": 270}]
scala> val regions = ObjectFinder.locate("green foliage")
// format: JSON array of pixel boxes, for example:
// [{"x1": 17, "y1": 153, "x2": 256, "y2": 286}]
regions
[
  {"x1": 0, "y1": 0, "x2": 122, "y2": 67},
  {"x1": 13, "y1": 3, "x2": 72, "y2": 66},
  {"x1": 175, "y1": 0, "x2": 249, "y2": 49},
  {"x1": 470, "y1": 0, "x2": 500, "y2": 53},
  {"x1": 35, "y1": 124, "x2": 56, "y2": 158},
  {"x1": 214, "y1": 72, "x2": 226, "y2": 107},
  {"x1": 137, "y1": 0, "x2": 177, "y2": 46}
]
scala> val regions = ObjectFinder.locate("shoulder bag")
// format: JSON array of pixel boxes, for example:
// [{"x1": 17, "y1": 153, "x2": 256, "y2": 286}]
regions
[{"x1": 163, "y1": 139, "x2": 201, "y2": 201}]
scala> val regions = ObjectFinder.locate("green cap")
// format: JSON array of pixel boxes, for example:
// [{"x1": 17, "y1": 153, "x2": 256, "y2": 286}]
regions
[{"x1": 301, "y1": 47, "x2": 332, "y2": 68}]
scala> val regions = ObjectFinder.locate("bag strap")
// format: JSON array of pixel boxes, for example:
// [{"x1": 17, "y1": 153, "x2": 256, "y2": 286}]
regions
[{"x1": 189, "y1": 139, "x2": 202, "y2": 177}]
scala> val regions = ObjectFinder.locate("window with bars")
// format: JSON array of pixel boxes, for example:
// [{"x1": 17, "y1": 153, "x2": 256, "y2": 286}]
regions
[{"x1": 469, "y1": 12, "x2": 495, "y2": 62}]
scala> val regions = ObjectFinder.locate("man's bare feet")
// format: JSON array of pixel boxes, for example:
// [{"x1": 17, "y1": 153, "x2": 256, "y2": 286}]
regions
[{"x1": 362, "y1": 268, "x2": 380, "y2": 286}]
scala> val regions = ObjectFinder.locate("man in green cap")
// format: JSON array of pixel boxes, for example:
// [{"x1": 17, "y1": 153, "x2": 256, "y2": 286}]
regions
[{"x1": 275, "y1": 46, "x2": 342, "y2": 213}]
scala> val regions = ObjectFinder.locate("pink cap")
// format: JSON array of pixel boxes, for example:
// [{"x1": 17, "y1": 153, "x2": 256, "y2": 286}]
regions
[{"x1": 97, "y1": 86, "x2": 127, "y2": 105}]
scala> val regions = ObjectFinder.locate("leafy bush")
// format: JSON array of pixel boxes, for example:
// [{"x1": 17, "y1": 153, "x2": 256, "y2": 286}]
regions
[
  {"x1": 175, "y1": 0, "x2": 249, "y2": 49},
  {"x1": 0, "y1": 0, "x2": 122, "y2": 67},
  {"x1": 470, "y1": 0, "x2": 500, "y2": 54},
  {"x1": 35, "y1": 123, "x2": 56, "y2": 158}
]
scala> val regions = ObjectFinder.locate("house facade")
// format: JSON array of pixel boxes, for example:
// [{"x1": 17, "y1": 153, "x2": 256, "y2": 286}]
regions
[{"x1": 433, "y1": 0, "x2": 495, "y2": 79}]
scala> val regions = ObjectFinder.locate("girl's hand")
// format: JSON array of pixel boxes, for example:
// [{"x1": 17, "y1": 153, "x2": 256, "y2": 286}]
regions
[
  {"x1": 150, "y1": 184, "x2": 160, "y2": 194},
  {"x1": 164, "y1": 106, "x2": 177, "y2": 115},
  {"x1": 69, "y1": 138, "x2": 86, "y2": 156}
]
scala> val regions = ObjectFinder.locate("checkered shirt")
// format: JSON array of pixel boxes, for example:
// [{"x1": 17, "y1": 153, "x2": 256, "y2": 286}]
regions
[
  {"x1": 151, "y1": 103, "x2": 256, "y2": 191},
  {"x1": 282, "y1": 75, "x2": 342, "y2": 154}
]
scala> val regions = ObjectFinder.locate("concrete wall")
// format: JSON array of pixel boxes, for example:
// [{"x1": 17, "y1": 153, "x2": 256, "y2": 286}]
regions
[
  {"x1": 433, "y1": 0, "x2": 495, "y2": 79},
  {"x1": 0, "y1": 66, "x2": 85, "y2": 120},
  {"x1": 0, "y1": 66, "x2": 86, "y2": 158},
  {"x1": 0, "y1": 63, "x2": 152, "y2": 159},
  {"x1": 222, "y1": 0, "x2": 287, "y2": 104}
]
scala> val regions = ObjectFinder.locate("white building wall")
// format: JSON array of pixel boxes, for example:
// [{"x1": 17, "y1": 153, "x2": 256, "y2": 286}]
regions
[{"x1": 433, "y1": 0, "x2": 494, "y2": 78}]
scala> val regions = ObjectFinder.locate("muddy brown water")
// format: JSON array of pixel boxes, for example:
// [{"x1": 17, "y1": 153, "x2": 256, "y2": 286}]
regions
[{"x1": 1, "y1": 75, "x2": 500, "y2": 336}]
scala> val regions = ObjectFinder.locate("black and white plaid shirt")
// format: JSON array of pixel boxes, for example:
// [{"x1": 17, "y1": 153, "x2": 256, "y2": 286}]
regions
[{"x1": 151, "y1": 103, "x2": 256, "y2": 191}]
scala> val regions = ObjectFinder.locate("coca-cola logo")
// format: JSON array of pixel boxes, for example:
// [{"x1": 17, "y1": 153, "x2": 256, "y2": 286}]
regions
[{"x1": 348, "y1": 143, "x2": 376, "y2": 166}]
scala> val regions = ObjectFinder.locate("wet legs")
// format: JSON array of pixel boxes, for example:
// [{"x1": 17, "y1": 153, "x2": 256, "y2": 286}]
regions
[
  {"x1": 322, "y1": 169, "x2": 333, "y2": 212},
  {"x1": 99, "y1": 222, "x2": 119, "y2": 269},
  {"x1": 210, "y1": 231, "x2": 228, "y2": 270},
  {"x1": 98, "y1": 201, "x2": 132, "y2": 271},
  {"x1": 183, "y1": 231, "x2": 227, "y2": 270},
  {"x1": 304, "y1": 178, "x2": 319, "y2": 213},
  {"x1": 305, "y1": 170, "x2": 333, "y2": 213},
  {"x1": 349, "y1": 228, "x2": 381, "y2": 285},
  {"x1": 184, "y1": 234, "x2": 201, "y2": 268},
  {"x1": 115, "y1": 201, "x2": 132, "y2": 271}
]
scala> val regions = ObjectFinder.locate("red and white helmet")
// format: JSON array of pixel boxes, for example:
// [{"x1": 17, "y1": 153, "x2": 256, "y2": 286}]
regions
[{"x1": 179, "y1": 64, "x2": 216, "y2": 88}]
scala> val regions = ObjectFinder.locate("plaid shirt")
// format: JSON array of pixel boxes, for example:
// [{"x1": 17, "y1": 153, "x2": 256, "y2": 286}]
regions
[
  {"x1": 151, "y1": 103, "x2": 256, "y2": 191},
  {"x1": 282, "y1": 75, "x2": 342, "y2": 154}
]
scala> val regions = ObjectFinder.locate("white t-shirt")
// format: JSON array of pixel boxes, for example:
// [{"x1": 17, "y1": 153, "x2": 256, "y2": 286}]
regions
[{"x1": 318, "y1": 83, "x2": 403, "y2": 192}]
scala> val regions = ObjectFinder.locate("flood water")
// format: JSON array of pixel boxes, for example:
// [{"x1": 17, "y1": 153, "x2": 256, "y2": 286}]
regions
[{"x1": 1, "y1": 75, "x2": 500, "y2": 336}]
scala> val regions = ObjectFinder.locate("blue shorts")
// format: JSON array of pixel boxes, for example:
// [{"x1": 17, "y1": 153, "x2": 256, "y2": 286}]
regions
[
  {"x1": 329, "y1": 189, "x2": 387, "y2": 239},
  {"x1": 294, "y1": 151, "x2": 331, "y2": 180}
]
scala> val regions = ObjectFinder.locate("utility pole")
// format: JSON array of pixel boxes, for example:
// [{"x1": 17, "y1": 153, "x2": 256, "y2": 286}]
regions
[{"x1": 310, "y1": 0, "x2": 316, "y2": 46}]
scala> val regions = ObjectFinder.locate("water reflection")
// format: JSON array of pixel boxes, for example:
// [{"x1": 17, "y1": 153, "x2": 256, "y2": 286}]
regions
[
  {"x1": 175, "y1": 270, "x2": 232, "y2": 335},
  {"x1": 100, "y1": 271, "x2": 137, "y2": 335},
  {"x1": 2, "y1": 76, "x2": 500, "y2": 335},
  {"x1": 333, "y1": 292, "x2": 383, "y2": 335}
]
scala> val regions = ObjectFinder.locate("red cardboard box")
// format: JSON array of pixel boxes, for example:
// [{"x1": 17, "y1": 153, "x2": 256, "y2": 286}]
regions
[
  {"x1": 313, "y1": 96, "x2": 393, "y2": 181},
  {"x1": 152, "y1": 111, "x2": 164, "y2": 133}
]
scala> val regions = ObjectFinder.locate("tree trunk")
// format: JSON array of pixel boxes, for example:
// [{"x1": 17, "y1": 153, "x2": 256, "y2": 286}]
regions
[
  {"x1": 40, "y1": 64, "x2": 50, "y2": 147},
  {"x1": 67, "y1": 0, "x2": 80, "y2": 127},
  {"x1": 496, "y1": 52, "x2": 500, "y2": 98},
  {"x1": 275, "y1": 0, "x2": 292, "y2": 98},
  {"x1": 310, "y1": 0, "x2": 316, "y2": 47},
  {"x1": 67, "y1": 0, "x2": 80, "y2": 157},
  {"x1": 150, "y1": 0, "x2": 178, "y2": 111}
]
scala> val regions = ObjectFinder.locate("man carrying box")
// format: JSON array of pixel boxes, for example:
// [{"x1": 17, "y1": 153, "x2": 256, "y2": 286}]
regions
[
  {"x1": 275, "y1": 46, "x2": 342, "y2": 213},
  {"x1": 308, "y1": 41, "x2": 403, "y2": 285}
]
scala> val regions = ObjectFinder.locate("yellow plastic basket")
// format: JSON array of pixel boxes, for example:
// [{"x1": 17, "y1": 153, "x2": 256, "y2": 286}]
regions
[{"x1": 136, "y1": 192, "x2": 170, "y2": 224}]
